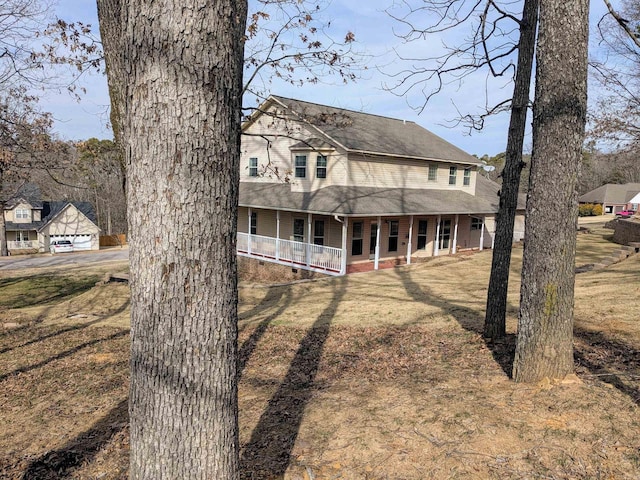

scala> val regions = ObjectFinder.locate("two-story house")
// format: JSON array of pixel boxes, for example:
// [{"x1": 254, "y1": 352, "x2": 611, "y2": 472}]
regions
[
  {"x1": 3, "y1": 193, "x2": 101, "y2": 254},
  {"x1": 238, "y1": 95, "x2": 525, "y2": 275}
]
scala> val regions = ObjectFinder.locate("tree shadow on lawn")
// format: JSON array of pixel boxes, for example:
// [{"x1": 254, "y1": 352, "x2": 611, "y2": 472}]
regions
[
  {"x1": 574, "y1": 328, "x2": 640, "y2": 405},
  {"x1": 0, "y1": 298, "x2": 130, "y2": 355},
  {"x1": 21, "y1": 398, "x2": 129, "y2": 480},
  {"x1": 238, "y1": 285, "x2": 293, "y2": 375},
  {"x1": 0, "y1": 275, "x2": 99, "y2": 309},
  {"x1": 240, "y1": 277, "x2": 346, "y2": 479},
  {"x1": 0, "y1": 329, "x2": 130, "y2": 383},
  {"x1": 396, "y1": 267, "x2": 640, "y2": 405},
  {"x1": 395, "y1": 268, "x2": 516, "y2": 377}
]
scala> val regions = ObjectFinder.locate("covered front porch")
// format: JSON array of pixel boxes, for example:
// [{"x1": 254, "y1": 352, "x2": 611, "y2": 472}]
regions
[{"x1": 237, "y1": 207, "x2": 493, "y2": 276}]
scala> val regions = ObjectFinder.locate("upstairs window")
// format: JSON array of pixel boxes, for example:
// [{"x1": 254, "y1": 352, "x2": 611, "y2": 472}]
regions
[
  {"x1": 295, "y1": 155, "x2": 307, "y2": 178},
  {"x1": 316, "y1": 155, "x2": 327, "y2": 179},
  {"x1": 428, "y1": 164, "x2": 438, "y2": 182},
  {"x1": 15, "y1": 208, "x2": 29, "y2": 219},
  {"x1": 449, "y1": 166, "x2": 457, "y2": 185},
  {"x1": 463, "y1": 167, "x2": 471, "y2": 186},
  {"x1": 249, "y1": 157, "x2": 258, "y2": 177}
]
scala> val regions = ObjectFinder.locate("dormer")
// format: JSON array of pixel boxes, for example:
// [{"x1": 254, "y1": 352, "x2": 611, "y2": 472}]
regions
[{"x1": 4, "y1": 198, "x2": 42, "y2": 223}]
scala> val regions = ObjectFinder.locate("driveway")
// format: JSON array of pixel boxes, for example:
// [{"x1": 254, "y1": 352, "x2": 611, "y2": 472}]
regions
[{"x1": 0, "y1": 248, "x2": 129, "y2": 271}]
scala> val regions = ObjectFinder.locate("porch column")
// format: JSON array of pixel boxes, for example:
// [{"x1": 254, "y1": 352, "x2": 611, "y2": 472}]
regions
[
  {"x1": 406, "y1": 215, "x2": 413, "y2": 265},
  {"x1": 479, "y1": 216, "x2": 485, "y2": 251},
  {"x1": 374, "y1": 216, "x2": 381, "y2": 270},
  {"x1": 341, "y1": 217, "x2": 348, "y2": 275},
  {"x1": 306, "y1": 212, "x2": 312, "y2": 267},
  {"x1": 452, "y1": 214, "x2": 459, "y2": 254},
  {"x1": 276, "y1": 210, "x2": 281, "y2": 261},
  {"x1": 434, "y1": 215, "x2": 441, "y2": 256},
  {"x1": 247, "y1": 207, "x2": 252, "y2": 255}
]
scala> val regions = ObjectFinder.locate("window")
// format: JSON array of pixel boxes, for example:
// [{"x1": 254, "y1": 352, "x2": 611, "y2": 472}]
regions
[
  {"x1": 293, "y1": 218, "x2": 305, "y2": 242},
  {"x1": 352, "y1": 221, "x2": 363, "y2": 256},
  {"x1": 463, "y1": 167, "x2": 471, "y2": 186},
  {"x1": 295, "y1": 155, "x2": 307, "y2": 178},
  {"x1": 314, "y1": 220, "x2": 325, "y2": 245},
  {"x1": 316, "y1": 155, "x2": 327, "y2": 178},
  {"x1": 449, "y1": 166, "x2": 457, "y2": 185},
  {"x1": 370, "y1": 222, "x2": 378, "y2": 255},
  {"x1": 16, "y1": 231, "x2": 29, "y2": 242},
  {"x1": 249, "y1": 157, "x2": 258, "y2": 177},
  {"x1": 439, "y1": 219, "x2": 451, "y2": 249},
  {"x1": 388, "y1": 220, "x2": 399, "y2": 252},
  {"x1": 428, "y1": 164, "x2": 438, "y2": 182},
  {"x1": 417, "y1": 220, "x2": 428, "y2": 250},
  {"x1": 250, "y1": 212, "x2": 257, "y2": 235},
  {"x1": 471, "y1": 217, "x2": 482, "y2": 231},
  {"x1": 15, "y1": 208, "x2": 29, "y2": 219}
]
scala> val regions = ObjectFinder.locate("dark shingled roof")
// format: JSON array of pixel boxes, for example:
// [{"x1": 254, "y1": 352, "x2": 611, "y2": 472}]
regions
[
  {"x1": 239, "y1": 175, "x2": 521, "y2": 216},
  {"x1": 4, "y1": 201, "x2": 98, "y2": 232},
  {"x1": 267, "y1": 96, "x2": 481, "y2": 165}
]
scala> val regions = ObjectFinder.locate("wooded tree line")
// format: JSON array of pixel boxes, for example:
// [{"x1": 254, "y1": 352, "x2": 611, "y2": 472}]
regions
[{"x1": 1, "y1": 0, "x2": 638, "y2": 477}]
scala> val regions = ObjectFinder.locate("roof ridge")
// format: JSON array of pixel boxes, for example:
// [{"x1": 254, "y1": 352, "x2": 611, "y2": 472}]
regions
[{"x1": 270, "y1": 95, "x2": 418, "y2": 125}]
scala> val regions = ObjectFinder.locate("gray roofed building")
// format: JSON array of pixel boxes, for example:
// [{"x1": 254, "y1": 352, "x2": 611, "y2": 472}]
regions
[
  {"x1": 260, "y1": 95, "x2": 482, "y2": 165},
  {"x1": 578, "y1": 183, "x2": 640, "y2": 214},
  {"x1": 238, "y1": 95, "x2": 525, "y2": 275}
]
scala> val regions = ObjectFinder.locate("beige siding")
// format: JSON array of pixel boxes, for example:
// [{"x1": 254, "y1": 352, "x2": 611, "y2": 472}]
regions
[
  {"x1": 346, "y1": 154, "x2": 478, "y2": 193},
  {"x1": 6, "y1": 203, "x2": 33, "y2": 223},
  {"x1": 241, "y1": 105, "x2": 348, "y2": 191},
  {"x1": 40, "y1": 205, "x2": 100, "y2": 250}
]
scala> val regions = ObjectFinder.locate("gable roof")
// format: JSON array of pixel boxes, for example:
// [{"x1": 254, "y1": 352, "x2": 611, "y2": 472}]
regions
[
  {"x1": 4, "y1": 201, "x2": 98, "y2": 232},
  {"x1": 250, "y1": 95, "x2": 481, "y2": 166},
  {"x1": 578, "y1": 183, "x2": 640, "y2": 204}
]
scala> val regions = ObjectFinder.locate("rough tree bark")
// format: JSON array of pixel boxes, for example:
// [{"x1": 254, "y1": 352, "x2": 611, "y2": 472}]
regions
[
  {"x1": 97, "y1": 1, "x2": 247, "y2": 478},
  {"x1": 512, "y1": 0, "x2": 589, "y2": 382},
  {"x1": 483, "y1": 0, "x2": 539, "y2": 340}
]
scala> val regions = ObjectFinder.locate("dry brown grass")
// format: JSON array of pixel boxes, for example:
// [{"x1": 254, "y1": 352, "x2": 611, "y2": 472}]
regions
[{"x1": 2, "y1": 221, "x2": 640, "y2": 479}]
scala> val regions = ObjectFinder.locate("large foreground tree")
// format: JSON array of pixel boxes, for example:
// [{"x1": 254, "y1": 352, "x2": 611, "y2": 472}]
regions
[
  {"x1": 97, "y1": 1, "x2": 247, "y2": 478},
  {"x1": 512, "y1": 0, "x2": 589, "y2": 382}
]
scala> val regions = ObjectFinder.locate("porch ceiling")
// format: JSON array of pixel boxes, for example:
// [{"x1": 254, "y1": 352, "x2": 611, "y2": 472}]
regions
[{"x1": 239, "y1": 180, "x2": 504, "y2": 217}]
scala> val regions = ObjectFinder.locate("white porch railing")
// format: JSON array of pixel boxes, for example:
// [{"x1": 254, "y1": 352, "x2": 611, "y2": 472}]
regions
[
  {"x1": 237, "y1": 232, "x2": 343, "y2": 275},
  {"x1": 7, "y1": 240, "x2": 38, "y2": 250}
]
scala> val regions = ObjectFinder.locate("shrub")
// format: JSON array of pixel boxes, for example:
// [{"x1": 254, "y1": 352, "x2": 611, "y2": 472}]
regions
[{"x1": 578, "y1": 203, "x2": 602, "y2": 216}]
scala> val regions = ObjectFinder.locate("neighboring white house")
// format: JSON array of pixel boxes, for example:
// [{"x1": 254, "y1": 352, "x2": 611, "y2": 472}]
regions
[
  {"x1": 4, "y1": 196, "x2": 100, "y2": 254},
  {"x1": 238, "y1": 95, "x2": 526, "y2": 275}
]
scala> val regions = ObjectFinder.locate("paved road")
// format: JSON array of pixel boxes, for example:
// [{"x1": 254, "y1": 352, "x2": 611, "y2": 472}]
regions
[{"x1": 0, "y1": 248, "x2": 129, "y2": 271}]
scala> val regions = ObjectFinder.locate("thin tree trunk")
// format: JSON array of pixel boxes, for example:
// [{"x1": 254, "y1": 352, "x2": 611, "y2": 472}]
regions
[
  {"x1": 512, "y1": 0, "x2": 589, "y2": 382},
  {"x1": 98, "y1": 1, "x2": 247, "y2": 478},
  {"x1": 484, "y1": 0, "x2": 539, "y2": 340},
  {"x1": 0, "y1": 168, "x2": 6, "y2": 257}
]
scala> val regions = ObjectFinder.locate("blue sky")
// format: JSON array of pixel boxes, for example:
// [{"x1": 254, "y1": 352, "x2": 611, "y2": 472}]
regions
[{"x1": 43, "y1": 0, "x2": 611, "y2": 157}]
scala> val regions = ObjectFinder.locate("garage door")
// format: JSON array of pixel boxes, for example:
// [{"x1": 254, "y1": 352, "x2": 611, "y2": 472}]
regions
[{"x1": 49, "y1": 234, "x2": 93, "y2": 251}]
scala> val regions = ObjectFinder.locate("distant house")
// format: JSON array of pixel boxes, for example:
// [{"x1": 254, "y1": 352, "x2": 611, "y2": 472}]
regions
[
  {"x1": 3, "y1": 196, "x2": 100, "y2": 254},
  {"x1": 237, "y1": 95, "x2": 526, "y2": 275},
  {"x1": 578, "y1": 183, "x2": 640, "y2": 214}
]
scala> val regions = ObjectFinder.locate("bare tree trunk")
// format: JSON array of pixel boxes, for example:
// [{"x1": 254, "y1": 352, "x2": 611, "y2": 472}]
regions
[
  {"x1": 98, "y1": 1, "x2": 247, "y2": 478},
  {"x1": 484, "y1": 0, "x2": 539, "y2": 340},
  {"x1": 512, "y1": 0, "x2": 589, "y2": 382},
  {"x1": 0, "y1": 168, "x2": 6, "y2": 257}
]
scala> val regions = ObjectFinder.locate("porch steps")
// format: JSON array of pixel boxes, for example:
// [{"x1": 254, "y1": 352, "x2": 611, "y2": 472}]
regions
[{"x1": 593, "y1": 243, "x2": 639, "y2": 269}]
